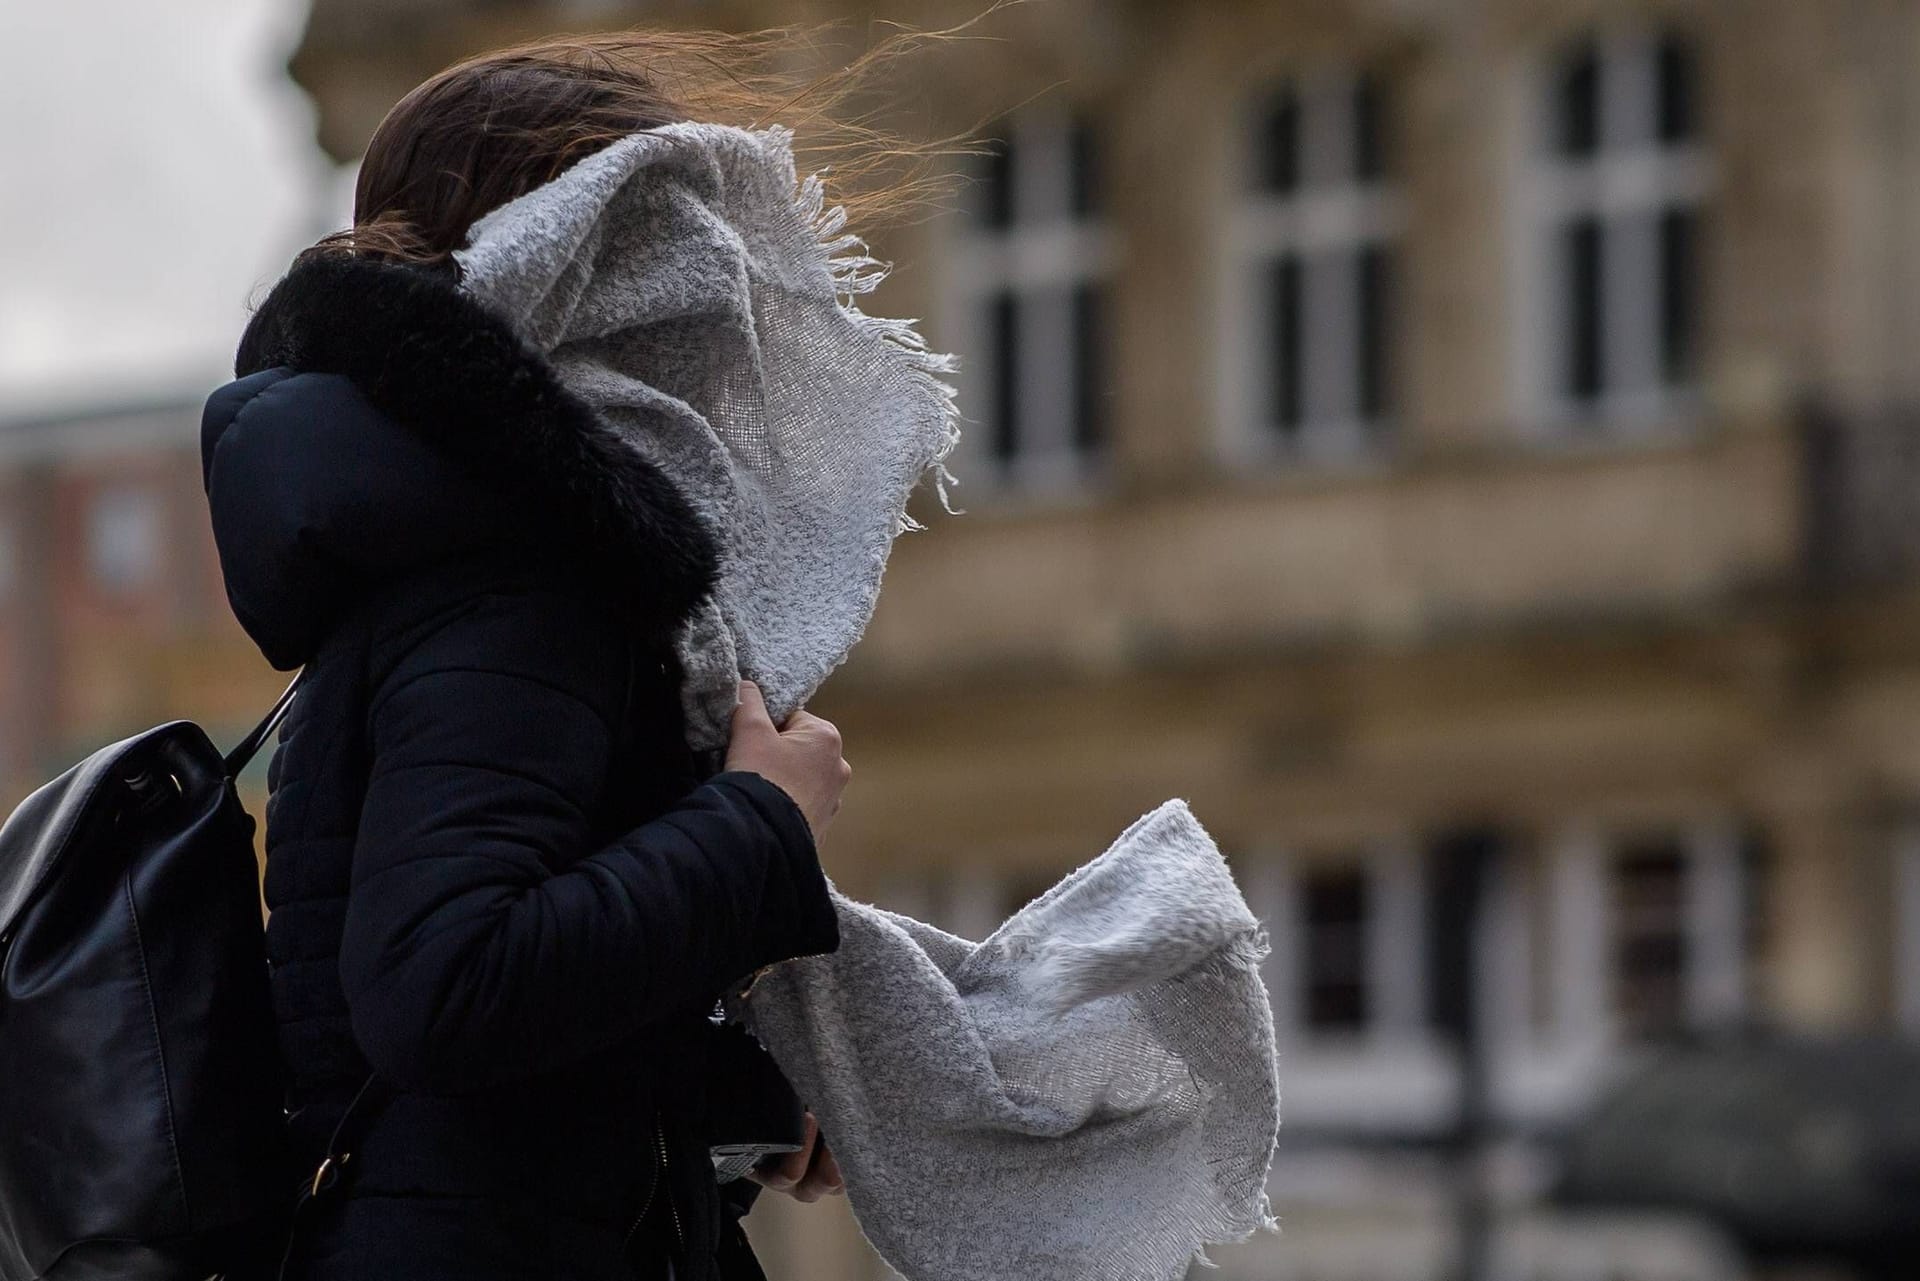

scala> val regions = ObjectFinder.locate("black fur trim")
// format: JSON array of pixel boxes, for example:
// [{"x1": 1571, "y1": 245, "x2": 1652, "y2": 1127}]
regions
[{"x1": 236, "y1": 253, "x2": 719, "y2": 630}]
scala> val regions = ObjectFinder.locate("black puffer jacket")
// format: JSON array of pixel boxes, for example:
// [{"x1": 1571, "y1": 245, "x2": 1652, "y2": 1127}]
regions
[{"x1": 200, "y1": 254, "x2": 840, "y2": 1281}]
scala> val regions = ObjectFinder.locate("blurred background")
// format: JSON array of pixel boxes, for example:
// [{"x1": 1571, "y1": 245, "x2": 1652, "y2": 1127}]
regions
[{"x1": 5, "y1": 1, "x2": 1920, "y2": 1279}]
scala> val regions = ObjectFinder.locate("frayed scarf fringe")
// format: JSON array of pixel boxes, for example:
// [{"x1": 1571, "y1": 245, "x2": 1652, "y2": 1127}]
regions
[
  {"x1": 777, "y1": 128, "x2": 964, "y2": 533},
  {"x1": 1172, "y1": 1185, "x2": 1282, "y2": 1280},
  {"x1": 1029, "y1": 919, "x2": 1281, "y2": 1279},
  {"x1": 1184, "y1": 1202, "x2": 1283, "y2": 1277},
  {"x1": 1179, "y1": 924, "x2": 1283, "y2": 1272}
]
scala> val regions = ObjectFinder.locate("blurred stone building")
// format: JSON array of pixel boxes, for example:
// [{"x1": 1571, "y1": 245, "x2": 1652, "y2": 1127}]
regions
[
  {"x1": 0, "y1": 398, "x2": 275, "y2": 794},
  {"x1": 13, "y1": 0, "x2": 1920, "y2": 1277}
]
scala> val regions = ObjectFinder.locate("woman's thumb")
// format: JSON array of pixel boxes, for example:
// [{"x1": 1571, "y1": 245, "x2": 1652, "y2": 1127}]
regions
[{"x1": 733, "y1": 679, "x2": 771, "y2": 729}]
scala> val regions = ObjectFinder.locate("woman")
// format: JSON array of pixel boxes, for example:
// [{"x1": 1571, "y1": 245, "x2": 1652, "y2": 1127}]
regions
[{"x1": 201, "y1": 28, "x2": 939, "y2": 1281}]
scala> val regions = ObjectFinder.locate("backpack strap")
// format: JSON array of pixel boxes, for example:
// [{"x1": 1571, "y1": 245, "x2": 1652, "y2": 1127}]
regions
[
  {"x1": 224, "y1": 669, "x2": 308, "y2": 779},
  {"x1": 276, "y1": 1073, "x2": 395, "y2": 1280},
  {"x1": 217, "y1": 668, "x2": 393, "y2": 1275},
  {"x1": 305, "y1": 1072, "x2": 396, "y2": 1198}
]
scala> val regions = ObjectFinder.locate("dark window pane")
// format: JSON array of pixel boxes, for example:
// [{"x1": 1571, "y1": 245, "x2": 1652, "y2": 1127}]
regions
[
  {"x1": 1303, "y1": 868, "x2": 1371, "y2": 1032},
  {"x1": 1557, "y1": 39, "x2": 1602, "y2": 158},
  {"x1": 988, "y1": 292, "x2": 1020, "y2": 461},
  {"x1": 1423, "y1": 829, "x2": 1501, "y2": 1037},
  {"x1": 1071, "y1": 283, "x2": 1106, "y2": 455},
  {"x1": 1659, "y1": 206, "x2": 1698, "y2": 386},
  {"x1": 1307, "y1": 980, "x2": 1368, "y2": 1030},
  {"x1": 1357, "y1": 243, "x2": 1393, "y2": 423},
  {"x1": 1354, "y1": 72, "x2": 1388, "y2": 182},
  {"x1": 1267, "y1": 254, "x2": 1304, "y2": 433},
  {"x1": 1613, "y1": 841, "x2": 1688, "y2": 1038},
  {"x1": 1069, "y1": 118, "x2": 1100, "y2": 219},
  {"x1": 1656, "y1": 33, "x2": 1697, "y2": 144},
  {"x1": 1564, "y1": 216, "x2": 1605, "y2": 402},
  {"x1": 981, "y1": 137, "x2": 1015, "y2": 229},
  {"x1": 1257, "y1": 85, "x2": 1301, "y2": 194}
]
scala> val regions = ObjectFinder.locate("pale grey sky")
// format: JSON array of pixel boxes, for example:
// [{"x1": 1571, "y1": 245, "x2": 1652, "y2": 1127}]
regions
[{"x1": 0, "y1": 0, "x2": 336, "y2": 416}]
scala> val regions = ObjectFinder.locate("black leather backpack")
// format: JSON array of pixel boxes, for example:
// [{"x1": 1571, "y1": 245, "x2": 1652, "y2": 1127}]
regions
[{"x1": 0, "y1": 675, "x2": 302, "y2": 1281}]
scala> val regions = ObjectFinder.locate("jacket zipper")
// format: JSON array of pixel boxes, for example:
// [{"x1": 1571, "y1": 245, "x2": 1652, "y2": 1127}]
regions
[
  {"x1": 621, "y1": 1153, "x2": 658, "y2": 1253},
  {"x1": 623, "y1": 1115, "x2": 684, "y2": 1257},
  {"x1": 656, "y1": 1120, "x2": 685, "y2": 1250}
]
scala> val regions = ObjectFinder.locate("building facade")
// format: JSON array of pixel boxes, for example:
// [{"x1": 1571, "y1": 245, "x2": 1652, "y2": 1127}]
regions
[
  {"x1": 22, "y1": 0, "x2": 1920, "y2": 1277},
  {"x1": 0, "y1": 399, "x2": 275, "y2": 799}
]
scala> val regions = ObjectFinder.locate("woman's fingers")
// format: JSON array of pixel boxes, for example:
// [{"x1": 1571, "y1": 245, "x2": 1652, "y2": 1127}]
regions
[
  {"x1": 721, "y1": 689, "x2": 850, "y2": 839},
  {"x1": 789, "y1": 1127, "x2": 844, "y2": 1202},
  {"x1": 744, "y1": 1111, "x2": 843, "y2": 1201},
  {"x1": 809, "y1": 1140, "x2": 845, "y2": 1197},
  {"x1": 751, "y1": 1112, "x2": 817, "y2": 1192}
]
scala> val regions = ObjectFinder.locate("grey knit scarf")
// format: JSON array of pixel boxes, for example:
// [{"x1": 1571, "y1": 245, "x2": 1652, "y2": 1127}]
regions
[{"x1": 453, "y1": 123, "x2": 1279, "y2": 1280}]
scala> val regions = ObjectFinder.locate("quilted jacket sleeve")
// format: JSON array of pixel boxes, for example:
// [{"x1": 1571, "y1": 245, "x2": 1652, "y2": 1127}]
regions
[{"x1": 337, "y1": 585, "x2": 838, "y2": 1095}]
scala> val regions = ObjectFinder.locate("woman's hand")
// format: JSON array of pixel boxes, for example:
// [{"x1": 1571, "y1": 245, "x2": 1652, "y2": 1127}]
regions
[
  {"x1": 724, "y1": 681, "x2": 851, "y2": 840},
  {"x1": 748, "y1": 1111, "x2": 844, "y2": 1202}
]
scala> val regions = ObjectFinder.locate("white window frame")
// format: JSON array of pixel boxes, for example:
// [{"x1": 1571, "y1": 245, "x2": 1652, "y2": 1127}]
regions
[
  {"x1": 1683, "y1": 819, "x2": 1748, "y2": 1029},
  {"x1": 944, "y1": 109, "x2": 1118, "y2": 495},
  {"x1": 1251, "y1": 840, "x2": 1454, "y2": 1134},
  {"x1": 1257, "y1": 836, "x2": 1428, "y2": 1049},
  {"x1": 1545, "y1": 817, "x2": 1750, "y2": 1050},
  {"x1": 1220, "y1": 67, "x2": 1405, "y2": 467},
  {"x1": 1895, "y1": 824, "x2": 1920, "y2": 1035},
  {"x1": 1511, "y1": 27, "x2": 1713, "y2": 437}
]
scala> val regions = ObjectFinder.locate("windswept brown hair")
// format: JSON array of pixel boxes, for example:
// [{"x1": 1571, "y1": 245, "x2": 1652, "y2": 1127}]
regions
[{"x1": 307, "y1": 21, "x2": 985, "y2": 272}]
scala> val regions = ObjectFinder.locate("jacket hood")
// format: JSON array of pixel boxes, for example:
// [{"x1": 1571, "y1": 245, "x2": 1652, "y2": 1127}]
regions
[{"x1": 202, "y1": 253, "x2": 720, "y2": 669}]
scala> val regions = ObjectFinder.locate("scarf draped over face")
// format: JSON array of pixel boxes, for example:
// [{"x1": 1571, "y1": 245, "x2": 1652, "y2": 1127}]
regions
[{"x1": 455, "y1": 123, "x2": 958, "y2": 750}]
